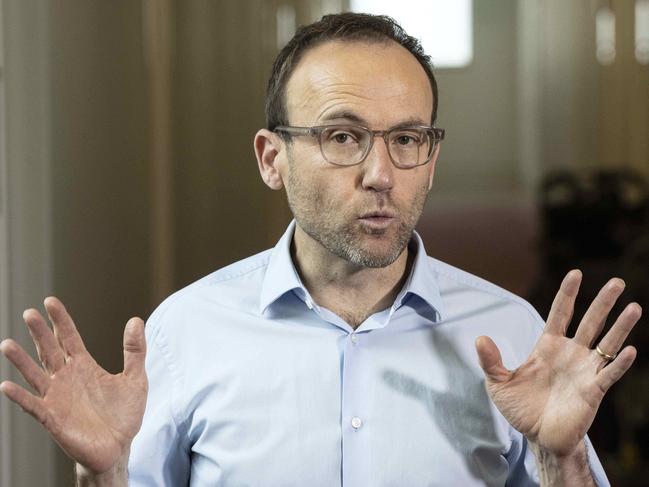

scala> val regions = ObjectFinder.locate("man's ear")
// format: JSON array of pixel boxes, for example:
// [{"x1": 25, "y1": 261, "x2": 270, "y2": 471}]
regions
[
  {"x1": 254, "y1": 129, "x2": 286, "y2": 190},
  {"x1": 427, "y1": 143, "x2": 441, "y2": 190}
]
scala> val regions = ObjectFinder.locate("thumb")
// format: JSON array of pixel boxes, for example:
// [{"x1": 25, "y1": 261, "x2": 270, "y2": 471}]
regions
[
  {"x1": 475, "y1": 335, "x2": 511, "y2": 384},
  {"x1": 123, "y1": 317, "x2": 146, "y2": 378}
]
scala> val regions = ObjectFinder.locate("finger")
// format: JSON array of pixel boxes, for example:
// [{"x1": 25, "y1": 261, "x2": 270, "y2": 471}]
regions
[
  {"x1": 475, "y1": 336, "x2": 511, "y2": 384},
  {"x1": 574, "y1": 278, "x2": 625, "y2": 347},
  {"x1": 123, "y1": 318, "x2": 146, "y2": 378},
  {"x1": 596, "y1": 303, "x2": 642, "y2": 359},
  {"x1": 44, "y1": 296, "x2": 88, "y2": 357},
  {"x1": 545, "y1": 270, "x2": 582, "y2": 336},
  {"x1": 22, "y1": 308, "x2": 65, "y2": 374},
  {"x1": 0, "y1": 339, "x2": 50, "y2": 395},
  {"x1": 0, "y1": 380, "x2": 48, "y2": 425},
  {"x1": 596, "y1": 345, "x2": 637, "y2": 393}
]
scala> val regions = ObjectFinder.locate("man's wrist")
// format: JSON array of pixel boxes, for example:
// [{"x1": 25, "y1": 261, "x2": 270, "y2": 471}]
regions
[
  {"x1": 529, "y1": 439, "x2": 596, "y2": 487},
  {"x1": 75, "y1": 451, "x2": 130, "y2": 487}
]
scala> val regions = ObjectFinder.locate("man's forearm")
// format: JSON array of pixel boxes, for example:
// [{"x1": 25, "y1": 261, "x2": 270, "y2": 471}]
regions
[
  {"x1": 75, "y1": 451, "x2": 129, "y2": 487},
  {"x1": 530, "y1": 440, "x2": 596, "y2": 487}
]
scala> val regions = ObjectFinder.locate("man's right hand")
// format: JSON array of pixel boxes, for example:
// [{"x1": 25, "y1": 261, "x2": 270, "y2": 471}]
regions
[{"x1": 0, "y1": 297, "x2": 147, "y2": 481}]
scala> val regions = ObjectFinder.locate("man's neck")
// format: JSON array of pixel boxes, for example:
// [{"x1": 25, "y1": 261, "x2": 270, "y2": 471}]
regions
[{"x1": 291, "y1": 225, "x2": 414, "y2": 329}]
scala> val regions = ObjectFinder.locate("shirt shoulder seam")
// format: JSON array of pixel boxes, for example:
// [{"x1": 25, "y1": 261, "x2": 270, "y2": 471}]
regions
[
  {"x1": 429, "y1": 257, "x2": 546, "y2": 333},
  {"x1": 204, "y1": 258, "x2": 270, "y2": 286}
]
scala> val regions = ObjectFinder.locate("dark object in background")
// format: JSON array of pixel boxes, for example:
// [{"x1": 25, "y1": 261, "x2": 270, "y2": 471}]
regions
[
  {"x1": 540, "y1": 169, "x2": 648, "y2": 264},
  {"x1": 528, "y1": 169, "x2": 649, "y2": 486}
]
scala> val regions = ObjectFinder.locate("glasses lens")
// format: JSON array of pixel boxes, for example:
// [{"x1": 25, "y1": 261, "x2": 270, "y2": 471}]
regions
[
  {"x1": 320, "y1": 126, "x2": 370, "y2": 165},
  {"x1": 388, "y1": 128, "x2": 432, "y2": 168}
]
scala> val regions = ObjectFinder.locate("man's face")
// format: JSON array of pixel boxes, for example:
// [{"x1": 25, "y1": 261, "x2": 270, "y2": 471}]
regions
[{"x1": 279, "y1": 40, "x2": 438, "y2": 268}]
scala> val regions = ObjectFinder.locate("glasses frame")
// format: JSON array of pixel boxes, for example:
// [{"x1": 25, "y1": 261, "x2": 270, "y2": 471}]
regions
[{"x1": 274, "y1": 124, "x2": 445, "y2": 168}]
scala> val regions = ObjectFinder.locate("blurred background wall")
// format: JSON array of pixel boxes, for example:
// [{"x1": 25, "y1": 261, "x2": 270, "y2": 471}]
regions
[{"x1": 0, "y1": 1, "x2": 647, "y2": 486}]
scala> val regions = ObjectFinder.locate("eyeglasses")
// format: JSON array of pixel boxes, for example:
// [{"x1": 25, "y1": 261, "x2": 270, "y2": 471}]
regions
[{"x1": 274, "y1": 124, "x2": 445, "y2": 168}]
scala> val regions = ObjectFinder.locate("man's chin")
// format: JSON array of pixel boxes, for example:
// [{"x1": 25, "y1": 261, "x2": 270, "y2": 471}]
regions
[
  {"x1": 342, "y1": 238, "x2": 408, "y2": 269},
  {"x1": 346, "y1": 250, "x2": 403, "y2": 268},
  {"x1": 299, "y1": 219, "x2": 411, "y2": 268}
]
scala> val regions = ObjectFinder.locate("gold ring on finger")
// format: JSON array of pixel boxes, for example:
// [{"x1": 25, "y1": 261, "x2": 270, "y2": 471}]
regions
[{"x1": 595, "y1": 344, "x2": 617, "y2": 361}]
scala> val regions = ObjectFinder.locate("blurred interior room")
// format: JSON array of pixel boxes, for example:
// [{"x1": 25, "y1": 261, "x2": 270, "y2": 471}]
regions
[{"x1": 0, "y1": 0, "x2": 647, "y2": 485}]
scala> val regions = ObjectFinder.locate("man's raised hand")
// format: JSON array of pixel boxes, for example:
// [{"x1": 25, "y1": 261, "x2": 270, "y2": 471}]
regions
[
  {"x1": 0, "y1": 297, "x2": 147, "y2": 475},
  {"x1": 475, "y1": 270, "x2": 641, "y2": 457}
]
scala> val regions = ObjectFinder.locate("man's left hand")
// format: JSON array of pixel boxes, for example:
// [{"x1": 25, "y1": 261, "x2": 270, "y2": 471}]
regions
[{"x1": 476, "y1": 269, "x2": 642, "y2": 456}]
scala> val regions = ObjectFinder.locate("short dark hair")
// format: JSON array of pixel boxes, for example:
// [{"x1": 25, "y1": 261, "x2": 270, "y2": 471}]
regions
[{"x1": 265, "y1": 12, "x2": 439, "y2": 131}]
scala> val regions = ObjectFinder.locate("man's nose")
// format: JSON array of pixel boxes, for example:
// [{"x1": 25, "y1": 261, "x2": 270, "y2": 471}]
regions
[{"x1": 360, "y1": 136, "x2": 394, "y2": 192}]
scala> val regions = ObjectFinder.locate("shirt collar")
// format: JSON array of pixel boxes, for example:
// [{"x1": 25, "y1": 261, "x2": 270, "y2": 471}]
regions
[
  {"x1": 397, "y1": 230, "x2": 445, "y2": 320},
  {"x1": 259, "y1": 220, "x2": 305, "y2": 315},
  {"x1": 259, "y1": 220, "x2": 444, "y2": 321}
]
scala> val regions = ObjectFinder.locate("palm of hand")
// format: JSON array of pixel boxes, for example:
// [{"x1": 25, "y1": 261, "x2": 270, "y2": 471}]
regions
[
  {"x1": 41, "y1": 353, "x2": 147, "y2": 472},
  {"x1": 0, "y1": 297, "x2": 148, "y2": 474},
  {"x1": 486, "y1": 333, "x2": 602, "y2": 455},
  {"x1": 476, "y1": 271, "x2": 641, "y2": 456}
]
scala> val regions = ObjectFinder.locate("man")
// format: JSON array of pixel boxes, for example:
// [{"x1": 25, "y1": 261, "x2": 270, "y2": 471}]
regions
[{"x1": 0, "y1": 12, "x2": 642, "y2": 487}]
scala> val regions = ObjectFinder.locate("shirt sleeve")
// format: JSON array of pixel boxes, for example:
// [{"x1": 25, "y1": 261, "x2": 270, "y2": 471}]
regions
[
  {"x1": 128, "y1": 305, "x2": 190, "y2": 486},
  {"x1": 585, "y1": 435, "x2": 611, "y2": 487}
]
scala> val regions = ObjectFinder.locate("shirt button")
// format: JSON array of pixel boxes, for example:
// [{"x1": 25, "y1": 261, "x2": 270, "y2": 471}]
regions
[
  {"x1": 351, "y1": 416, "x2": 363, "y2": 430},
  {"x1": 350, "y1": 333, "x2": 359, "y2": 345}
]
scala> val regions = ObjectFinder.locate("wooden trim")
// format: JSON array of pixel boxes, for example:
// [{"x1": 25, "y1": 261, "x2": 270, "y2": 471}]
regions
[
  {"x1": 0, "y1": 2, "x2": 55, "y2": 486},
  {"x1": 0, "y1": 1, "x2": 11, "y2": 484},
  {"x1": 143, "y1": 0, "x2": 175, "y2": 303}
]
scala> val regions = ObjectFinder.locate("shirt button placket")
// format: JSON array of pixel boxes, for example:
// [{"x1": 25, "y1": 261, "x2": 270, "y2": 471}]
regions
[{"x1": 341, "y1": 330, "x2": 369, "y2": 486}]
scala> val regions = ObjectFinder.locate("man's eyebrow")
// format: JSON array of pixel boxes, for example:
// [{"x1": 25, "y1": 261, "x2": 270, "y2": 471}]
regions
[
  {"x1": 318, "y1": 110, "x2": 429, "y2": 127},
  {"x1": 390, "y1": 117, "x2": 430, "y2": 128},
  {"x1": 319, "y1": 110, "x2": 366, "y2": 124}
]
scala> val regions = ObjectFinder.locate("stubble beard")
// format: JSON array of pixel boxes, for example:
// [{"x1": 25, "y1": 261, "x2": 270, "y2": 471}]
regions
[{"x1": 286, "y1": 158, "x2": 429, "y2": 269}]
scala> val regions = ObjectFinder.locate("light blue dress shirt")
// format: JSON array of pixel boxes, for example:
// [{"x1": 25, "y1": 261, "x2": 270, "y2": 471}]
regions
[{"x1": 129, "y1": 221, "x2": 609, "y2": 486}]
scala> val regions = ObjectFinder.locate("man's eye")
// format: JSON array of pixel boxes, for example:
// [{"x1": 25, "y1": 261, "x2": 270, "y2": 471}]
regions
[
  {"x1": 332, "y1": 132, "x2": 354, "y2": 144},
  {"x1": 395, "y1": 134, "x2": 418, "y2": 145}
]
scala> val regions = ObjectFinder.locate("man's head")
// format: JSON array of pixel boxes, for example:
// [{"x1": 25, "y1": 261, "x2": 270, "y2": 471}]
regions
[
  {"x1": 255, "y1": 13, "x2": 442, "y2": 269},
  {"x1": 265, "y1": 12, "x2": 439, "y2": 130}
]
